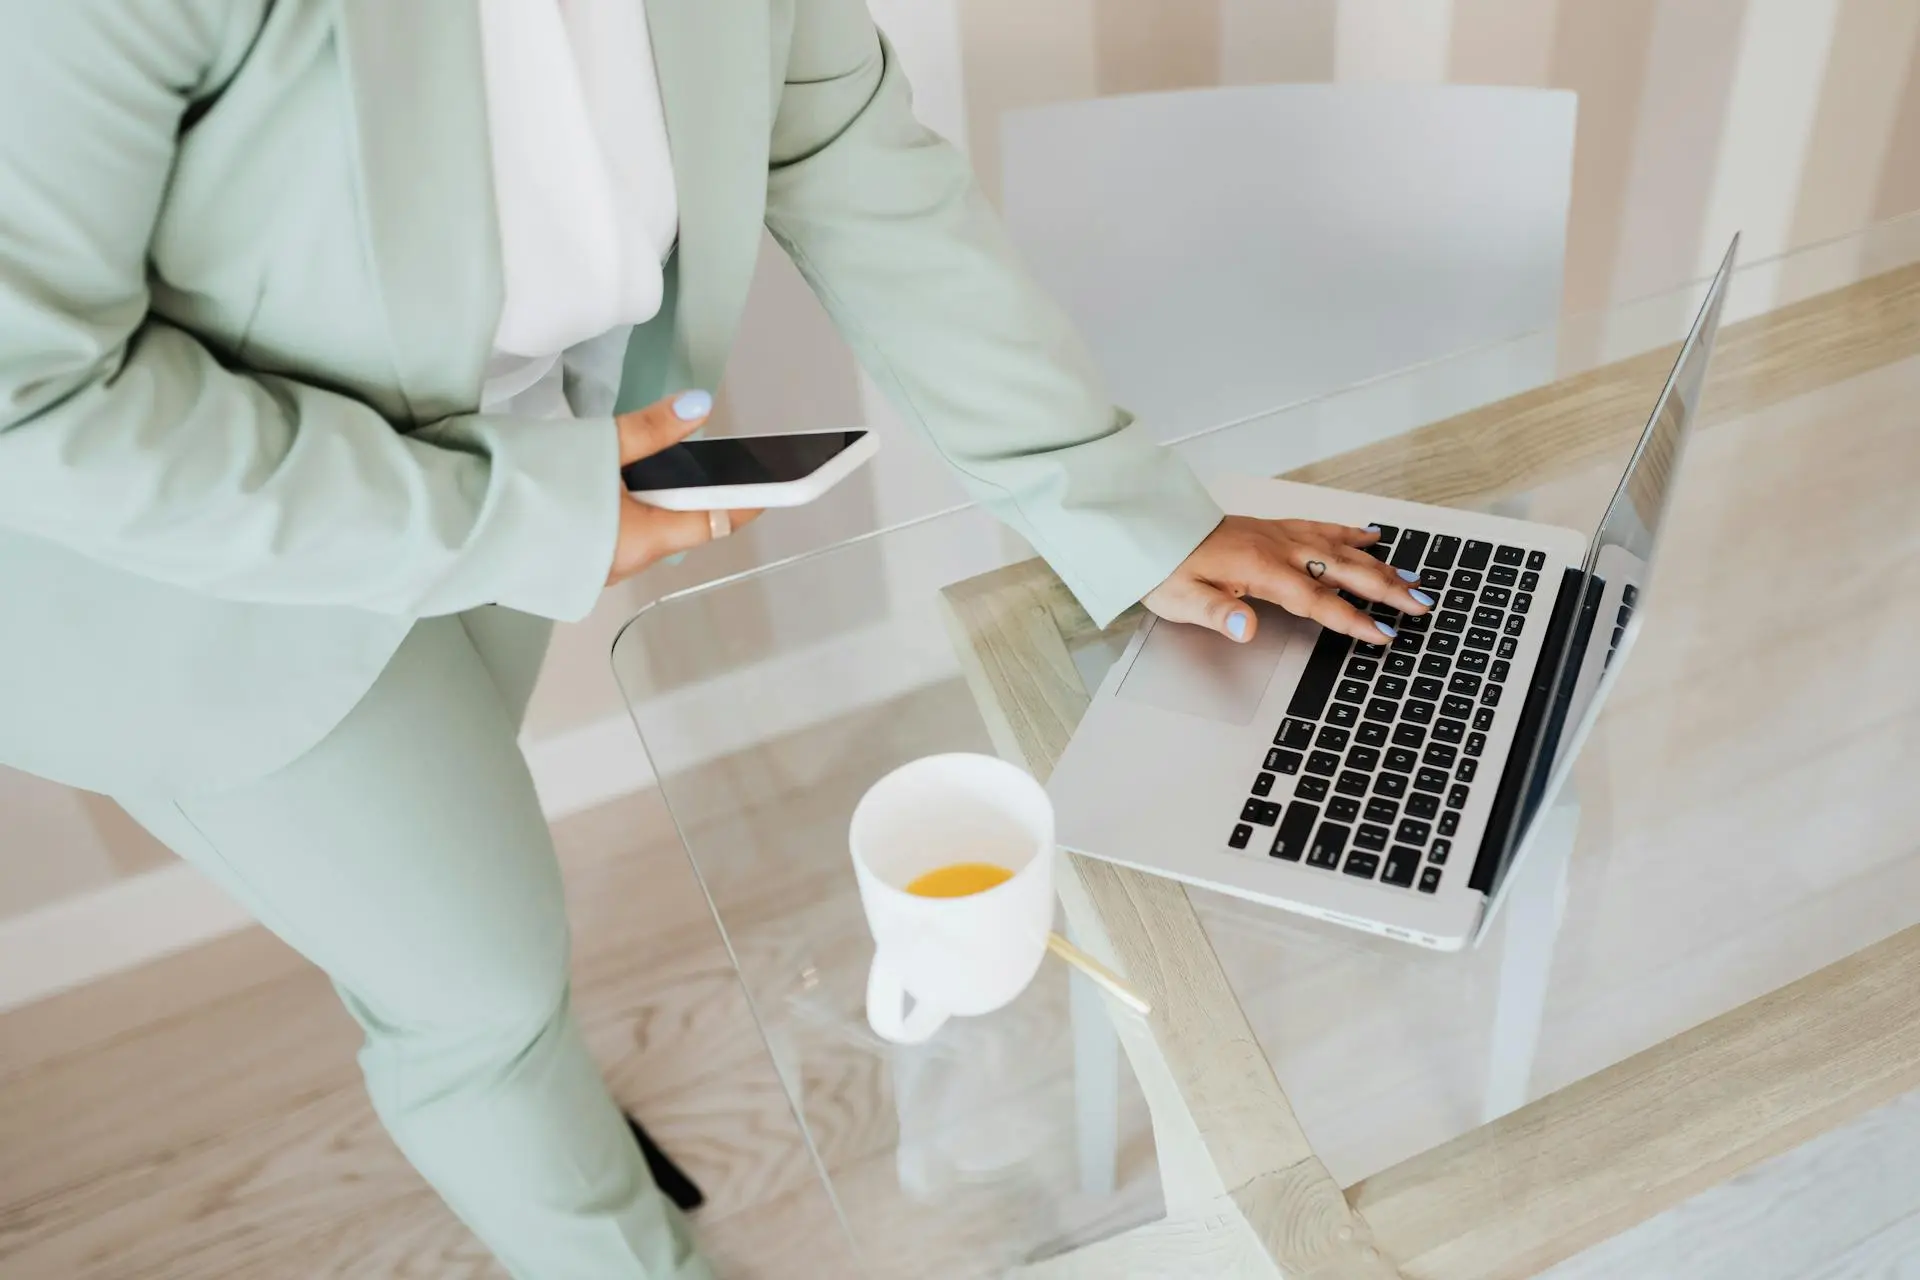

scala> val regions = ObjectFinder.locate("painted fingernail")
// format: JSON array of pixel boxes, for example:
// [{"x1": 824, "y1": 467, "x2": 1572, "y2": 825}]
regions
[
  {"x1": 1396, "y1": 568, "x2": 1421, "y2": 582},
  {"x1": 1410, "y1": 589, "x2": 1436, "y2": 607},
  {"x1": 1374, "y1": 620, "x2": 1398, "y2": 638},
  {"x1": 1365, "y1": 524, "x2": 1381, "y2": 533},
  {"x1": 662, "y1": 552, "x2": 687, "y2": 566},
  {"x1": 672, "y1": 389, "x2": 713, "y2": 420},
  {"x1": 1227, "y1": 611, "x2": 1248, "y2": 640}
]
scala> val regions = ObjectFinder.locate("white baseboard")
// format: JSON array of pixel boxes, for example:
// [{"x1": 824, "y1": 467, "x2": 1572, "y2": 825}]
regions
[{"x1": 0, "y1": 616, "x2": 956, "y2": 1013}]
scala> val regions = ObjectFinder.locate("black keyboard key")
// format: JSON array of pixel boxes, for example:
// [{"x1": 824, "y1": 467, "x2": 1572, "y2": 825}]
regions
[
  {"x1": 1370, "y1": 603, "x2": 1399, "y2": 622},
  {"x1": 1427, "y1": 631, "x2": 1460, "y2": 656},
  {"x1": 1525, "y1": 549, "x2": 1546, "y2": 570},
  {"x1": 1271, "y1": 802, "x2": 1317, "y2": 860},
  {"x1": 1381, "y1": 846, "x2": 1420, "y2": 887},
  {"x1": 1286, "y1": 631, "x2": 1351, "y2": 721},
  {"x1": 1465, "y1": 732, "x2": 1487, "y2": 756},
  {"x1": 1488, "y1": 659, "x2": 1509, "y2": 682},
  {"x1": 1406, "y1": 792, "x2": 1439, "y2": 820},
  {"x1": 1472, "y1": 605, "x2": 1504, "y2": 629},
  {"x1": 1326, "y1": 703, "x2": 1360, "y2": 728},
  {"x1": 1450, "y1": 568, "x2": 1483, "y2": 592},
  {"x1": 1336, "y1": 770, "x2": 1371, "y2": 798},
  {"x1": 1364, "y1": 698, "x2": 1398, "y2": 724},
  {"x1": 1480, "y1": 585, "x2": 1511, "y2": 609},
  {"x1": 1412, "y1": 676, "x2": 1444, "y2": 701},
  {"x1": 1428, "y1": 838, "x2": 1451, "y2": 865},
  {"x1": 1611, "y1": 625, "x2": 1626, "y2": 648},
  {"x1": 1447, "y1": 784, "x2": 1470, "y2": 810},
  {"x1": 1296, "y1": 776, "x2": 1330, "y2": 801},
  {"x1": 1465, "y1": 628, "x2": 1497, "y2": 651},
  {"x1": 1400, "y1": 610, "x2": 1431, "y2": 636},
  {"x1": 1448, "y1": 671, "x2": 1482, "y2": 696},
  {"x1": 1343, "y1": 851, "x2": 1381, "y2": 879},
  {"x1": 1383, "y1": 651, "x2": 1416, "y2": 676},
  {"x1": 1375, "y1": 675, "x2": 1408, "y2": 700},
  {"x1": 1401, "y1": 700, "x2": 1435, "y2": 725},
  {"x1": 1457, "y1": 649, "x2": 1488, "y2": 674},
  {"x1": 1396, "y1": 818, "x2": 1432, "y2": 845},
  {"x1": 1276, "y1": 718, "x2": 1316, "y2": 749},
  {"x1": 1336, "y1": 678, "x2": 1369, "y2": 703},
  {"x1": 1354, "y1": 823, "x2": 1390, "y2": 852},
  {"x1": 1436, "y1": 611, "x2": 1467, "y2": 634},
  {"x1": 1417, "y1": 656, "x2": 1450, "y2": 681},
  {"x1": 1423, "y1": 742, "x2": 1457, "y2": 767},
  {"x1": 1315, "y1": 726, "x2": 1349, "y2": 752},
  {"x1": 1443, "y1": 589, "x2": 1476, "y2": 612},
  {"x1": 1229, "y1": 824, "x2": 1253, "y2": 849},
  {"x1": 1480, "y1": 684, "x2": 1502, "y2": 708},
  {"x1": 1356, "y1": 722, "x2": 1388, "y2": 747},
  {"x1": 1496, "y1": 636, "x2": 1518, "y2": 660},
  {"x1": 1519, "y1": 570, "x2": 1540, "y2": 592},
  {"x1": 1432, "y1": 719, "x2": 1467, "y2": 747},
  {"x1": 1242, "y1": 798, "x2": 1281, "y2": 825},
  {"x1": 1425, "y1": 534, "x2": 1460, "y2": 569},
  {"x1": 1488, "y1": 564, "x2": 1518, "y2": 587},
  {"x1": 1392, "y1": 723, "x2": 1426, "y2": 748},
  {"x1": 1419, "y1": 567, "x2": 1449, "y2": 591},
  {"x1": 1346, "y1": 745, "x2": 1381, "y2": 772},
  {"x1": 1512, "y1": 592, "x2": 1532, "y2": 615},
  {"x1": 1390, "y1": 529, "x2": 1430, "y2": 572},
  {"x1": 1473, "y1": 707, "x2": 1496, "y2": 731},
  {"x1": 1307, "y1": 821, "x2": 1350, "y2": 869},
  {"x1": 1364, "y1": 543, "x2": 1389, "y2": 561},
  {"x1": 1364, "y1": 797, "x2": 1399, "y2": 824},
  {"x1": 1384, "y1": 747, "x2": 1417, "y2": 772},
  {"x1": 1617, "y1": 603, "x2": 1633, "y2": 627},
  {"x1": 1371, "y1": 524, "x2": 1400, "y2": 545},
  {"x1": 1494, "y1": 545, "x2": 1524, "y2": 566},
  {"x1": 1340, "y1": 590, "x2": 1365, "y2": 607},
  {"x1": 1419, "y1": 866, "x2": 1442, "y2": 894},
  {"x1": 1345, "y1": 656, "x2": 1379, "y2": 680},
  {"x1": 1306, "y1": 750, "x2": 1341, "y2": 776},
  {"x1": 1622, "y1": 583, "x2": 1639, "y2": 606},
  {"x1": 1456, "y1": 758, "x2": 1478, "y2": 783},
  {"x1": 1266, "y1": 747, "x2": 1302, "y2": 773},
  {"x1": 1441, "y1": 695, "x2": 1475, "y2": 720},
  {"x1": 1374, "y1": 772, "x2": 1408, "y2": 798},
  {"x1": 1460, "y1": 540, "x2": 1492, "y2": 569},
  {"x1": 1390, "y1": 631, "x2": 1423, "y2": 655},
  {"x1": 1252, "y1": 772, "x2": 1276, "y2": 797},
  {"x1": 1355, "y1": 641, "x2": 1385, "y2": 658},
  {"x1": 1438, "y1": 812, "x2": 1459, "y2": 837},
  {"x1": 1414, "y1": 767, "x2": 1447, "y2": 793},
  {"x1": 1327, "y1": 796, "x2": 1361, "y2": 823}
]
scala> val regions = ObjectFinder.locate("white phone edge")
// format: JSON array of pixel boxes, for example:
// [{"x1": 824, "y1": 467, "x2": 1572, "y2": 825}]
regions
[{"x1": 634, "y1": 429, "x2": 880, "y2": 511}]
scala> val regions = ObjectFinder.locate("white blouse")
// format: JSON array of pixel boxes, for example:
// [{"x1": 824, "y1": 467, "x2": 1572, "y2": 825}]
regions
[{"x1": 476, "y1": 0, "x2": 678, "y2": 416}]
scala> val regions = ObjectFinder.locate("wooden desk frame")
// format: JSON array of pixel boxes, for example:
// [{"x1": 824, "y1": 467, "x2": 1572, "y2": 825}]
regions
[{"x1": 938, "y1": 265, "x2": 1920, "y2": 1279}]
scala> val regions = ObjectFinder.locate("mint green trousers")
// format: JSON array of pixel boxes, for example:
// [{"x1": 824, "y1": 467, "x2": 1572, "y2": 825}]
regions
[{"x1": 117, "y1": 610, "x2": 710, "y2": 1280}]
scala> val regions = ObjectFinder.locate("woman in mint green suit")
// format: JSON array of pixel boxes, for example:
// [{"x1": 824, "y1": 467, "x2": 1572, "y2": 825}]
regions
[{"x1": 0, "y1": 2, "x2": 1430, "y2": 1275}]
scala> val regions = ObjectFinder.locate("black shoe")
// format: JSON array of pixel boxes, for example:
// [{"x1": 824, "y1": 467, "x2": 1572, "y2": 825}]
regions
[{"x1": 627, "y1": 1113, "x2": 704, "y2": 1212}]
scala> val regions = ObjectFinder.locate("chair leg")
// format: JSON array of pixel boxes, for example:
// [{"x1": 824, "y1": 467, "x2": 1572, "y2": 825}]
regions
[{"x1": 627, "y1": 1113, "x2": 705, "y2": 1212}]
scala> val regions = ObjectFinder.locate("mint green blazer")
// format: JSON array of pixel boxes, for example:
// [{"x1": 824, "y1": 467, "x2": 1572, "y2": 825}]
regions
[{"x1": 0, "y1": 0, "x2": 1222, "y2": 794}]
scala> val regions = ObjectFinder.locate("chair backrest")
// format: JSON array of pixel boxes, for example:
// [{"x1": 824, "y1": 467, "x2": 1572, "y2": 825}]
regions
[{"x1": 1000, "y1": 85, "x2": 1576, "y2": 448}]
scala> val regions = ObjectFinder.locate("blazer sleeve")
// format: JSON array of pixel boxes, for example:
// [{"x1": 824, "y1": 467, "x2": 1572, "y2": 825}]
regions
[
  {"x1": 763, "y1": 0, "x2": 1223, "y2": 628},
  {"x1": 0, "y1": 0, "x2": 618, "y2": 621}
]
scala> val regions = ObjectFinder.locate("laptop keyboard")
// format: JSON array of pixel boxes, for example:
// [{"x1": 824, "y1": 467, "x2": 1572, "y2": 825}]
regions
[
  {"x1": 1225, "y1": 527, "x2": 1549, "y2": 894},
  {"x1": 1605, "y1": 583, "x2": 1638, "y2": 668}
]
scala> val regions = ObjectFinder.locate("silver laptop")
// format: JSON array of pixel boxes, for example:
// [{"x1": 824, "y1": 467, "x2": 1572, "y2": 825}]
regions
[{"x1": 1049, "y1": 237, "x2": 1737, "y2": 950}]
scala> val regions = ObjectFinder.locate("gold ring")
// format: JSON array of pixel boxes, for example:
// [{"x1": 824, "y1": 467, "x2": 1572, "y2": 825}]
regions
[{"x1": 708, "y1": 509, "x2": 733, "y2": 541}]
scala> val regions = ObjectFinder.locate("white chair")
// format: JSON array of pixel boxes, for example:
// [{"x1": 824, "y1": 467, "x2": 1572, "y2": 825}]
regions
[{"x1": 1000, "y1": 84, "x2": 1576, "y2": 458}]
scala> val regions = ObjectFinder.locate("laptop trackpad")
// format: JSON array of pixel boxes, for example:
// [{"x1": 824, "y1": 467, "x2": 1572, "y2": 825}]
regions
[{"x1": 1115, "y1": 603, "x2": 1296, "y2": 726}]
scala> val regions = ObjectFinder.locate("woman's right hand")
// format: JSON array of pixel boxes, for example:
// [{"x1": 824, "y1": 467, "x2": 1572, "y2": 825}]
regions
[{"x1": 605, "y1": 390, "x2": 762, "y2": 586}]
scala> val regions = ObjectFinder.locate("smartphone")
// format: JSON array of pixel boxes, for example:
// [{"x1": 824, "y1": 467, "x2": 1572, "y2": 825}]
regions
[{"x1": 621, "y1": 429, "x2": 878, "y2": 510}]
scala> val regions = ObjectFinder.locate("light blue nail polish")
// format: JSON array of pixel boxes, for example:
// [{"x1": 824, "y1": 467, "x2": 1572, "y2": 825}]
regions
[
  {"x1": 662, "y1": 552, "x2": 688, "y2": 566},
  {"x1": 1227, "y1": 611, "x2": 1248, "y2": 640},
  {"x1": 1396, "y1": 567, "x2": 1421, "y2": 582},
  {"x1": 672, "y1": 389, "x2": 713, "y2": 420},
  {"x1": 1365, "y1": 524, "x2": 1381, "y2": 532},
  {"x1": 1410, "y1": 589, "x2": 1436, "y2": 607},
  {"x1": 1375, "y1": 620, "x2": 1398, "y2": 638}
]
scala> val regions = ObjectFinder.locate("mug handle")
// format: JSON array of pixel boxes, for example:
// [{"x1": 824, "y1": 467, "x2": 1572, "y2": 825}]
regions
[{"x1": 867, "y1": 955, "x2": 948, "y2": 1045}]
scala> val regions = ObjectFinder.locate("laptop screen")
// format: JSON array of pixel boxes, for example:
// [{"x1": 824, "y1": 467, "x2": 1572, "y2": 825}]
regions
[{"x1": 1478, "y1": 237, "x2": 1737, "y2": 914}]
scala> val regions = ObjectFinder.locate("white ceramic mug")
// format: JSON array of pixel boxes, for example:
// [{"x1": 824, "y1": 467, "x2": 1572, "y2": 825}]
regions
[{"x1": 849, "y1": 754, "x2": 1056, "y2": 1045}]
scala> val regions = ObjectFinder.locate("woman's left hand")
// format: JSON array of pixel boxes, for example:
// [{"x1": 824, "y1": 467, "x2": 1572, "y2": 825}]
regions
[{"x1": 1143, "y1": 516, "x2": 1436, "y2": 645}]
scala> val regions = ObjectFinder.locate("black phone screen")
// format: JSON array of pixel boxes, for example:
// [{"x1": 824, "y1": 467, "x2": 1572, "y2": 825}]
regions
[{"x1": 621, "y1": 431, "x2": 867, "y2": 491}]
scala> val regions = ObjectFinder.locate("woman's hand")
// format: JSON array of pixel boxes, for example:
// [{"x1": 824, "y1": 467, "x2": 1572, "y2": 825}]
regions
[
  {"x1": 605, "y1": 391, "x2": 762, "y2": 586},
  {"x1": 1143, "y1": 516, "x2": 1436, "y2": 644}
]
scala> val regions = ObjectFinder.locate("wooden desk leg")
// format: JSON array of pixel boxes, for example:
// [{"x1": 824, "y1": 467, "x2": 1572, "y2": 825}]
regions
[
  {"x1": 1481, "y1": 791, "x2": 1578, "y2": 1123},
  {"x1": 1069, "y1": 915, "x2": 1121, "y2": 1197}
]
